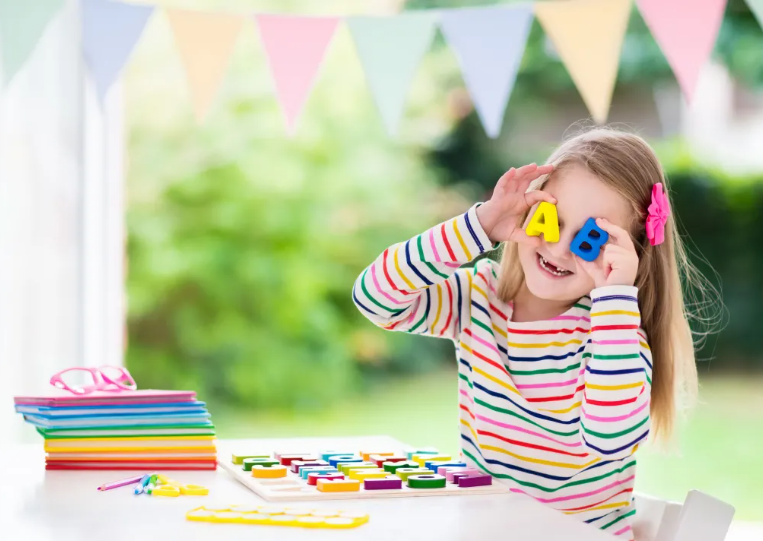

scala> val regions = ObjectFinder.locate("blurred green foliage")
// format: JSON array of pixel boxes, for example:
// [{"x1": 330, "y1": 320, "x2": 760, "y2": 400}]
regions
[
  {"x1": 124, "y1": 2, "x2": 464, "y2": 408},
  {"x1": 666, "y1": 168, "x2": 763, "y2": 370},
  {"x1": 125, "y1": 0, "x2": 763, "y2": 411}
]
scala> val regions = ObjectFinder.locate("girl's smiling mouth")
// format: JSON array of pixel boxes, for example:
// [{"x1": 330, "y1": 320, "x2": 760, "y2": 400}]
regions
[{"x1": 537, "y1": 252, "x2": 573, "y2": 278}]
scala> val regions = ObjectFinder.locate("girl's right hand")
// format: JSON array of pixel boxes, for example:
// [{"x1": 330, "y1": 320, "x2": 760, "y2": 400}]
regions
[{"x1": 476, "y1": 163, "x2": 556, "y2": 245}]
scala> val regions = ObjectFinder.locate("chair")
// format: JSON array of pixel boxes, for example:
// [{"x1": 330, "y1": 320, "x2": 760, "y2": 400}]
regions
[{"x1": 633, "y1": 491, "x2": 735, "y2": 541}]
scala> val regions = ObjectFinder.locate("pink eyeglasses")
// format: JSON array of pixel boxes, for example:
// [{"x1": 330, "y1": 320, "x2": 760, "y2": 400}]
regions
[{"x1": 49, "y1": 366, "x2": 137, "y2": 395}]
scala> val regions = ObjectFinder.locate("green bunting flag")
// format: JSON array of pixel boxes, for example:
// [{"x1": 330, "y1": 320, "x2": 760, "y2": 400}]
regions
[
  {"x1": 0, "y1": 0, "x2": 65, "y2": 83},
  {"x1": 347, "y1": 13, "x2": 439, "y2": 136}
]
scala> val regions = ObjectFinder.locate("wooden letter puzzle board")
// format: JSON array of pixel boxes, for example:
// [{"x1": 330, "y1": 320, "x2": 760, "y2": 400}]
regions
[{"x1": 218, "y1": 443, "x2": 509, "y2": 502}]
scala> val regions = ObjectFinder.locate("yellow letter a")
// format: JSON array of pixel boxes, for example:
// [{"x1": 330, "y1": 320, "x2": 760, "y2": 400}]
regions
[{"x1": 525, "y1": 202, "x2": 559, "y2": 242}]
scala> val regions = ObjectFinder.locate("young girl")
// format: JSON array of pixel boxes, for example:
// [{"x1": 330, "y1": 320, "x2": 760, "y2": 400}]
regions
[{"x1": 352, "y1": 128, "x2": 702, "y2": 539}]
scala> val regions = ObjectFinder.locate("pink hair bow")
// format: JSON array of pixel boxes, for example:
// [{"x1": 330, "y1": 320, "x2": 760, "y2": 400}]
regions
[{"x1": 645, "y1": 183, "x2": 670, "y2": 246}]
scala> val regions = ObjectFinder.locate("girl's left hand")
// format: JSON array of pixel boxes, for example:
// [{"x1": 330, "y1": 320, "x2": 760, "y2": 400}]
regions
[{"x1": 575, "y1": 218, "x2": 639, "y2": 288}]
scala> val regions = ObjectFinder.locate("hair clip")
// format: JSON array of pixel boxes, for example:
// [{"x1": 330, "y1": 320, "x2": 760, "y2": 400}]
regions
[{"x1": 645, "y1": 183, "x2": 670, "y2": 246}]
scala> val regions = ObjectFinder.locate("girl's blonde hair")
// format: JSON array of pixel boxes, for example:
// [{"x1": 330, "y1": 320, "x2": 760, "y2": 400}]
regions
[{"x1": 497, "y1": 126, "x2": 718, "y2": 442}]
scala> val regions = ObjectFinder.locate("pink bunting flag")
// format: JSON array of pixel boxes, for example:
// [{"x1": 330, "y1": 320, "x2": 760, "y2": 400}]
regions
[
  {"x1": 636, "y1": 0, "x2": 728, "y2": 103},
  {"x1": 255, "y1": 15, "x2": 340, "y2": 134}
]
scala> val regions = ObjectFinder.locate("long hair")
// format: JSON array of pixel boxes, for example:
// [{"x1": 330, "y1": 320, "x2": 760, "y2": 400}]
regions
[{"x1": 496, "y1": 126, "x2": 720, "y2": 442}]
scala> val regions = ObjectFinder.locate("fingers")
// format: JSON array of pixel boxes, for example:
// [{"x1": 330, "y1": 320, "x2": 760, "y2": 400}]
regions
[
  {"x1": 536, "y1": 164, "x2": 554, "y2": 175},
  {"x1": 526, "y1": 163, "x2": 554, "y2": 182},
  {"x1": 524, "y1": 190, "x2": 557, "y2": 207},
  {"x1": 516, "y1": 163, "x2": 554, "y2": 192},
  {"x1": 515, "y1": 163, "x2": 539, "y2": 177},
  {"x1": 507, "y1": 164, "x2": 538, "y2": 194},
  {"x1": 574, "y1": 255, "x2": 607, "y2": 285},
  {"x1": 603, "y1": 244, "x2": 639, "y2": 270},
  {"x1": 497, "y1": 163, "x2": 554, "y2": 195},
  {"x1": 497, "y1": 165, "x2": 528, "y2": 194},
  {"x1": 595, "y1": 218, "x2": 635, "y2": 251},
  {"x1": 514, "y1": 163, "x2": 553, "y2": 178},
  {"x1": 601, "y1": 244, "x2": 639, "y2": 286},
  {"x1": 603, "y1": 244, "x2": 629, "y2": 257},
  {"x1": 509, "y1": 227, "x2": 542, "y2": 247},
  {"x1": 495, "y1": 168, "x2": 516, "y2": 193},
  {"x1": 603, "y1": 245, "x2": 625, "y2": 267}
]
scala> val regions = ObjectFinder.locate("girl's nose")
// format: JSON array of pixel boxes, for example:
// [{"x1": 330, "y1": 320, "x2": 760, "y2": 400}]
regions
[
  {"x1": 545, "y1": 240, "x2": 571, "y2": 262},
  {"x1": 544, "y1": 227, "x2": 575, "y2": 261}
]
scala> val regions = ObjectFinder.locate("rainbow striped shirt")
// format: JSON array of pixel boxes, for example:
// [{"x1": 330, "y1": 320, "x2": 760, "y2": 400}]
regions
[{"x1": 352, "y1": 203, "x2": 652, "y2": 539}]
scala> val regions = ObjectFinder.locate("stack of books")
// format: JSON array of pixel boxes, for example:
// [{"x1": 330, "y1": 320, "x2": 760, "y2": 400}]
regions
[{"x1": 14, "y1": 389, "x2": 217, "y2": 470}]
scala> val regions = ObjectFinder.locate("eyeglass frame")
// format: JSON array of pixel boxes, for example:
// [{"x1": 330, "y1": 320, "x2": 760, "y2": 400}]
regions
[{"x1": 49, "y1": 366, "x2": 137, "y2": 395}]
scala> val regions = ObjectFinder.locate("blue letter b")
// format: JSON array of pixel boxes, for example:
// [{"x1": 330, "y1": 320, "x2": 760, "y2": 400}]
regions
[{"x1": 570, "y1": 218, "x2": 608, "y2": 262}]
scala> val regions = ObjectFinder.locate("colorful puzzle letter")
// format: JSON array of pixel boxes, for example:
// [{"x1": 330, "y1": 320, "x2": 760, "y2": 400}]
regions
[
  {"x1": 360, "y1": 450, "x2": 395, "y2": 461},
  {"x1": 307, "y1": 473, "x2": 344, "y2": 486},
  {"x1": 412, "y1": 454, "x2": 450, "y2": 467},
  {"x1": 458, "y1": 473, "x2": 493, "y2": 488},
  {"x1": 252, "y1": 464, "x2": 288, "y2": 479},
  {"x1": 316, "y1": 478, "x2": 361, "y2": 493},
  {"x1": 290, "y1": 460, "x2": 328, "y2": 473},
  {"x1": 300, "y1": 467, "x2": 338, "y2": 480},
  {"x1": 424, "y1": 458, "x2": 463, "y2": 470},
  {"x1": 526, "y1": 202, "x2": 559, "y2": 243},
  {"x1": 279, "y1": 454, "x2": 318, "y2": 466},
  {"x1": 383, "y1": 461, "x2": 419, "y2": 474},
  {"x1": 570, "y1": 218, "x2": 609, "y2": 262},
  {"x1": 370, "y1": 454, "x2": 406, "y2": 467},
  {"x1": 407, "y1": 474, "x2": 447, "y2": 489},
  {"x1": 445, "y1": 467, "x2": 480, "y2": 483},
  {"x1": 243, "y1": 458, "x2": 280, "y2": 471},
  {"x1": 327, "y1": 455, "x2": 362, "y2": 468},
  {"x1": 187, "y1": 505, "x2": 369, "y2": 529},
  {"x1": 396, "y1": 468, "x2": 434, "y2": 481},
  {"x1": 349, "y1": 469, "x2": 388, "y2": 481},
  {"x1": 232, "y1": 453, "x2": 270, "y2": 465},
  {"x1": 364, "y1": 477, "x2": 402, "y2": 490},
  {"x1": 405, "y1": 448, "x2": 438, "y2": 460},
  {"x1": 339, "y1": 462, "x2": 377, "y2": 475},
  {"x1": 320, "y1": 451, "x2": 354, "y2": 461}
]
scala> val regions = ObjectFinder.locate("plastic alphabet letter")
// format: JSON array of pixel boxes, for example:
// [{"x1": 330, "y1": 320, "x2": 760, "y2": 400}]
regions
[
  {"x1": 570, "y1": 218, "x2": 608, "y2": 262},
  {"x1": 525, "y1": 202, "x2": 559, "y2": 243}
]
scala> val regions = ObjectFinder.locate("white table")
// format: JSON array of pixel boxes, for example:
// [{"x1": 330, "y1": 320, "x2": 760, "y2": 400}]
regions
[{"x1": 0, "y1": 436, "x2": 611, "y2": 540}]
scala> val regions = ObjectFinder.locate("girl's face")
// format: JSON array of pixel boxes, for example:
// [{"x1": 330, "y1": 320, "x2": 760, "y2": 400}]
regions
[{"x1": 517, "y1": 163, "x2": 633, "y2": 302}]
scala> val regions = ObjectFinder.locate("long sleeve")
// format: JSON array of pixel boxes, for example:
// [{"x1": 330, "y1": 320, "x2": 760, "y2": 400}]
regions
[
  {"x1": 580, "y1": 285, "x2": 652, "y2": 460},
  {"x1": 352, "y1": 203, "x2": 496, "y2": 341}
]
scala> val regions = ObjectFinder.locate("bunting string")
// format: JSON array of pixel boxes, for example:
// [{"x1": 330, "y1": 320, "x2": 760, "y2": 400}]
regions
[{"x1": 0, "y1": 0, "x2": 736, "y2": 137}]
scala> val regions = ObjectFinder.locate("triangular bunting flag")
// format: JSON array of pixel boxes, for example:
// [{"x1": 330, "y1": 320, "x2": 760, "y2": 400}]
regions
[
  {"x1": 83, "y1": 0, "x2": 155, "y2": 101},
  {"x1": 255, "y1": 15, "x2": 340, "y2": 134},
  {"x1": 535, "y1": 0, "x2": 632, "y2": 124},
  {"x1": 747, "y1": 0, "x2": 763, "y2": 28},
  {"x1": 0, "y1": 0, "x2": 65, "y2": 83},
  {"x1": 167, "y1": 9, "x2": 244, "y2": 120},
  {"x1": 440, "y1": 5, "x2": 534, "y2": 138},
  {"x1": 347, "y1": 13, "x2": 438, "y2": 136},
  {"x1": 636, "y1": 0, "x2": 727, "y2": 103}
]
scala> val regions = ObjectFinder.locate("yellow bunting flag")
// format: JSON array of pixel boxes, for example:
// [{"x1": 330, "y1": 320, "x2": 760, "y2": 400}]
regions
[
  {"x1": 166, "y1": 9, "x2": 244, "y2": 120},
  {"x1": 535, "y1": 0, "x2": 632, "y2": 124}
]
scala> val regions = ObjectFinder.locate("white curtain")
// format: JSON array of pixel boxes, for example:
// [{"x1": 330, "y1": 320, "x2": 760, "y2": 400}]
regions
[{"x1": 0, "y1": 0, "x2": 124, "y2": 445}]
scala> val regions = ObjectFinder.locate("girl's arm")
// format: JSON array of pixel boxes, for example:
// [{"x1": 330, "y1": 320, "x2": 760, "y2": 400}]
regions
[
  {"x1": 353, "y1": 164, "x2": 557, "y2": 341},
  {"x1": 352, "y1": 204, "x2": 496, "y2": 341},
  {"x1": 580, "y1": 285, "x2": 652, "y2": 460}
]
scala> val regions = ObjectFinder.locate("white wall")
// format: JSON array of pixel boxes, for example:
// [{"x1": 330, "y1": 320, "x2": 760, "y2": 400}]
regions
[{"x1": 0, "y1": 0, "x2": 124, "y2": 445}]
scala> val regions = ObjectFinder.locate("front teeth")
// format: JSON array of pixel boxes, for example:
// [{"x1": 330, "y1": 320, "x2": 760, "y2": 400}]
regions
[{"x1": 539, "y1": 255, "x2": 570, "y2": 276}]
